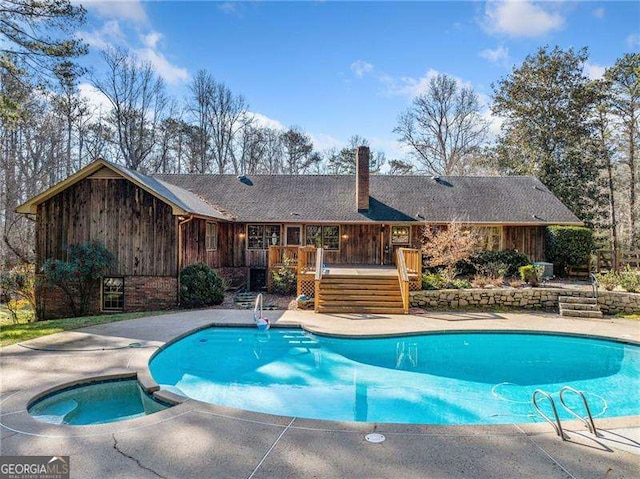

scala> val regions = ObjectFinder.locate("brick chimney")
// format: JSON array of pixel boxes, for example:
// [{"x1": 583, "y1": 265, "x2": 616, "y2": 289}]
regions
[{"x1": 356, "y1": 146, "x2": 370, "y2": 212}]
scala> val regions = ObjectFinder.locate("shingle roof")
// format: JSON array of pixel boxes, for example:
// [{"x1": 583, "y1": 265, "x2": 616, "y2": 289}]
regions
[
  {"x1": 107, "y1": 162, "x2": 229, "y2": 220},
  {"x1": 153, "y1": 173, "x2": 581, "y2": 225}
]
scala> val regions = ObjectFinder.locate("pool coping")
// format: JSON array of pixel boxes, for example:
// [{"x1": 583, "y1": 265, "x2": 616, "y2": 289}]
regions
[{"x1": 2, "y1": 314, "x2": 639, "y2": 441}]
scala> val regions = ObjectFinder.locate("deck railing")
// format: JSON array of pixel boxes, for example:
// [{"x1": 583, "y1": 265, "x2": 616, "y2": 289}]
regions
[
  {"x1": 297, "y1": 246, "x2": 317, "y2": 275},
  {"x1": 268, "y1": 245, "x2": 301, "y2": 267},
  {"x1": 396, "y1": 248, "x2": 410, "y2": 314},
  {"x1": 314, "y1": 247, "x2": 324, "y2": 312},
  {"x1": 399, "y1": 247, "x2": 422, "y2": 291}
]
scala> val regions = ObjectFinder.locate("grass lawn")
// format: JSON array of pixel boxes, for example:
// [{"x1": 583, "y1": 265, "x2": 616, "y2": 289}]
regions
[{"x1": 0, "y1": 306, "x2": 171, "y2": 347}]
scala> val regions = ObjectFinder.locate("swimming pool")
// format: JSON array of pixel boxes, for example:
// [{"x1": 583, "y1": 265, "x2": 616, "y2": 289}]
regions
[
  {"x1": 29, "y1": 379, "x2": 170, "y2": 425},
  {"x1": 149, "y1": 328, "x2": 640, "y2": 425}
]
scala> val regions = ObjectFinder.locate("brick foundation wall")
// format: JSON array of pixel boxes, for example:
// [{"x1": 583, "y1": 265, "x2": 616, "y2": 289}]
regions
[
  {"x1": 410, "y1": 288, "x2": 640, "y2": 315},
  {"x1": 37, "y1": 276, "x2": 178, "y2": 320}
]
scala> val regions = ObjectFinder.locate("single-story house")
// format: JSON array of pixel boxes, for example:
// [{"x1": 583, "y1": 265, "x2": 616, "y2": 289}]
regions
[{"x1": 17, "y1": 147, "x2": 581, "y2": 318}]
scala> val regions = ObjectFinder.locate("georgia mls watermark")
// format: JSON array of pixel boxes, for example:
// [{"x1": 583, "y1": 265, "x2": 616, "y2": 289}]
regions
[{"x1": 0, "y1": 456, "x2": 69, "y2": 479}]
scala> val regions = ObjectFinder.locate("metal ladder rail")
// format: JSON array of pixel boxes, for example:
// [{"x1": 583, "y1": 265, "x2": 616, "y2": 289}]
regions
[
  {"x1": 532, "y1": 389, "x2": 567, "y2": 441},
  {"x1": 559, "y1": 386, "x2": 598, "y2": 436}
]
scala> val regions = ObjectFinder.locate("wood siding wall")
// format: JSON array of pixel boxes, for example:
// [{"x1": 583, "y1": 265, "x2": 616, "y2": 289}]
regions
[
  {"x1": 503, "y1": 226, "x2": 546, "y2": 262},
  {"x1": 181, "y1": 220, "x2": 245, "y2": 268},
  {"x1": 36, "y1": 178, "x2": 177, "y2": 276}
]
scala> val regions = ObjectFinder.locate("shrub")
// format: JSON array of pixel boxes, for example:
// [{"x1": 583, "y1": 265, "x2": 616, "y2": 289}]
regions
[
  {"x1": 595, "y1": 271, "x2": 620, "y2": 291},
  {"x1": 462, "y1": 250, "x2": 530, "y2": 278},
  {"x1": 0, "y1": 265, "x2": 38, "y2": 322},
  {"x1": 619, "y1": 266, "x2": 640, "y2": 293},
  {"x1": 271, "y1": 254, "x2": 297, "y2": 295},
  {"x1": 471, "y1": 275, "x2": 489, "y2": 288},
  {"x1": 180, "y1": 263, "x2": 225, "y2": 308},
  {"x1": 545, "y1": 226, "x2": 594, "y2": 274},
  {"x1": 42, "y1": 241, "x2": 115, "y2": 317},
  {"x1": 451, "y1": 279, "x2": 471, "y2": 289},
  {"x1": 421, "y1": 222, "x2": 481, "y2": 282},
  {"x1": 422, "y1": 273, "x2": 446, "y2": 290},
  {"x1": 519, "y1": 264, "x2": 544, "y2": 287}
]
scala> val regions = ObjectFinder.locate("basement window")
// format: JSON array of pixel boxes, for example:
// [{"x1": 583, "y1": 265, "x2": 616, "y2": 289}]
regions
[
  {"x1": 206, "y1": 222, "x2": 217, "y2": 251},
  {"x1": 305, "y1": 225, "x2": 340, "y2": 250},
  {"x1": 102, "y1": 277, "x2": 124, "y2": 311}
]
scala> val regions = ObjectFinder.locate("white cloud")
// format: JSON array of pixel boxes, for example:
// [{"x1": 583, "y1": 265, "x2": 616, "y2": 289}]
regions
[
  {"x1": 135, "y1": 48, "x2": 189, "y2": 84},
  {"x1": 78, "y1": 0, "x2": 147, "y2": 24},
  {"x1": 592, "y1": 7, "x2": 605, "y2": 19},
  {"x1": 309, "y1": 133, "x2": 343, "y2": 151},
  {"x1": 584, "y1": 62, "x2": 606, "y2": 80},
  {"x1": 483, "y1": 1, "x2": 564, "y2": 37},
  {"x1": 350, "y1": 60, "x2": 375, "y2": 78},
  {"x1": 250, "y1": 112, "x2": 286, "y2": 131},
  {"x1": 79, "y1": 83, "x2": 112, "y2": 114},
  {"x1": 627, "y1": 33, "x2": 640, "y2": 49},
  {"x1": 142, "y1": 31, "x2": 162, "y2": 49},
  {"x1": 381, "y1": 68, "x2": 473, "y2": 98},
  {"x1": 77, "y1": 20, "x2": 126, "y2": 50},
  {"x1": 479, "y1": 45, "x2": 509, "y2": 65}
]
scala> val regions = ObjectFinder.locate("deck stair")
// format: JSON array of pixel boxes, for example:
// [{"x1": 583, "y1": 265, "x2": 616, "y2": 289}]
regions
[
  {"x1": 317, "y1": 274, "x2": 404, "y2": 314},
  {"x1": 558, "y1": 296, "x2": 602, "y2": 319}
]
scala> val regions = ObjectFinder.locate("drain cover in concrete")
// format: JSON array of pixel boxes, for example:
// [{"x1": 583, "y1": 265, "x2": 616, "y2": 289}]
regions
[{"x1": 365, "y1": 433, "x2": 386, "y2": 443}]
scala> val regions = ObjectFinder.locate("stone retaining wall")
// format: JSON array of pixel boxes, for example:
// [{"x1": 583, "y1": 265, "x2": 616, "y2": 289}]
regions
[{"x1": 410, "y1": 288, "x2": 640, "y2": 315}]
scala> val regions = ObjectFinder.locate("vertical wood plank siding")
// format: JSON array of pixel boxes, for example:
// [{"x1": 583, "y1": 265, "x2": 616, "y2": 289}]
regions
[
  {"x1": 503, "y1": 226, "x2": 546, "y2": 262},
  {"x1": 36, "y1": 179, "x2": 177, "y2": 276}
]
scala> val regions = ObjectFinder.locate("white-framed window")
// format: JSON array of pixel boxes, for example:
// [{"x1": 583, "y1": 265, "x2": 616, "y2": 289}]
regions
[
  {"x1": 391, "y1": 225, "x2": 411, "y2": 245},
  {"x1": 305, "y1": 225, "x2": 340, "y2": 250},
  {"x1": 247, "y1": 224, "x2": 281, "y2": 249},
  {"x1": 206, "y1": 222, "x2": 217, "y2": 251},
  {"x1": 102, "y1": 277, "x2": 124, "y2": 311}
]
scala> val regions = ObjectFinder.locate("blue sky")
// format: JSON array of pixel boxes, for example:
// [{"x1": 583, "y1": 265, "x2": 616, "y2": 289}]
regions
[{"x1": 77, "y1": 1, "x2": 640, "y2": 160}]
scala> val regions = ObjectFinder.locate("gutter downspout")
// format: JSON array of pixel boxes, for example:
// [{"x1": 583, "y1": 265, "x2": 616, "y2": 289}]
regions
[{"x1": 177, "y1": 215, "x2": 194, "y2": 306}]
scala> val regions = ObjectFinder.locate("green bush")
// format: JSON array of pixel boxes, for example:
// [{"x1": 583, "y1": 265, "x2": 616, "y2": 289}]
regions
[
  {"x1": 595, "y1": 271, "x2": 620, "y2": 291},
  {"x1": 619, "y1": 266, "x2": 640, "y2": 293},
  {"x1": 179, "y1": 263, "x2": 225, "y2": 308},
  {"x1": 519, "y1": 264, "x2": 544, "y2": 287},
  {"x1": 458, "y1": 250, "x2": 530, "y2": 277},
  {"x1": 271, "y1": 254, "x2": 297, "y2": 295},
  {"x1": 450, "y1": 279, "x2": 471, "y2": 289},
  {"x1": 42, "y1": 241, "x2": 115, "y2": 317},
  {"x1": 422, "y1": 273, "x2": 446, "y2": 290},
  {"x1": 545, "y1": 226, "x2": 593, "y2": 274}
]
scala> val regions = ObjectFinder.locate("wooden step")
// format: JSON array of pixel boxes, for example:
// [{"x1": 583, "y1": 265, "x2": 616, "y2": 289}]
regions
[
  {"x1": 322, "y1": 274, "x2": 398, "y2": 280},
  {"x1": 319, "y1": 294, "x2": 402, "y2": 302},
  {"x1": 317, "y1": 306, "x2": 405, "y2": 314},
  {"x1": 319, "y1": 300, "x2": 403, "y2": 307},
  {"x1": 320, "y1": 284, "x2": 401, "y2": 292},
  {"x1": 558, "y1": 296, "x2": 597, "y2": 304}
]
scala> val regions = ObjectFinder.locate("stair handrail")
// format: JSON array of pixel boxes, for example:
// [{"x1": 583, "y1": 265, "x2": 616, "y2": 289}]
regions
[
  {"x1": 559, "y1": 386, "x2": 598, "y2": 436},
  {"x1": 532, "y1": 389, "x2": 567, "y2": 440},
  {"x1": 590, "y1": 272, "x2": 599, "y2": 303},
  {"x1": 396, "y1": 248, "x2": 410, "y2": 314},
  {"x1": 314, "y1": 247, "x2": 324, "y2": 312}
]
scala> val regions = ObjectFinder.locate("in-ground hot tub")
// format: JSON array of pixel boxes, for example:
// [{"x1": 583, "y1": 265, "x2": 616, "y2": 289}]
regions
[{"x1": 29, "y1": 378, "x2": 170, "y2": 426}]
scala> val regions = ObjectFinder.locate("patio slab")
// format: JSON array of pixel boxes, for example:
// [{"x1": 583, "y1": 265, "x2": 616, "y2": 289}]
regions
[{"x1": 1, "y1": 309, "x2": 639, "y2": 478}]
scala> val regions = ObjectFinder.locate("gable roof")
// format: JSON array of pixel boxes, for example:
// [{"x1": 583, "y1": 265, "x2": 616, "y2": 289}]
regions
[
  {"x1": 15, "y1": 159, "x2": 228, "y2": 220},
  {"x1": 153, "y1": 173, "x2": 582, "y2": 225}
]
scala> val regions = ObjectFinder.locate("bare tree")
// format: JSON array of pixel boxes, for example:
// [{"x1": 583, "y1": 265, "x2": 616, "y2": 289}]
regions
[
  {"x1": 394, "y1": 73, "x2": 488, "y2": 175},
  {"x1": 388, "y1": 159, "x2": 414, "y2": 175},
  {"x1": 93, "y1": 48, "x2": 168, "y2": 171},
  {"x1": 280, "y1": 127, "x2": 316, "y2": 174}
]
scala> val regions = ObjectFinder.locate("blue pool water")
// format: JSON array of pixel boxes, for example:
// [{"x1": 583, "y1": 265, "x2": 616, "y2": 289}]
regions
[
  {"x1": 29, "y1": 379, "x2": 169, "y2": 425},
  {"x1": 149, "y1": 328, "x2": 640, "y2": 425}
]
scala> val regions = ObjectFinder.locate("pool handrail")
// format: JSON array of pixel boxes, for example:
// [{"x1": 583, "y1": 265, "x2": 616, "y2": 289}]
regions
[
  {"x1": 532, "y1": 389, "x2": 567, "y2": 441},
  {"x1": 559, "y1": 386, "x2": 598, "y2": 436}
]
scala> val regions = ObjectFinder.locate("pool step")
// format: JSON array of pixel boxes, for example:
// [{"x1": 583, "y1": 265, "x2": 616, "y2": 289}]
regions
[
  {"x1": 317, "y1": 274, "x2": 404, "y2": 314},
  {"x1": 558, "y1": 296, "x2": 602, "y2": 319}
]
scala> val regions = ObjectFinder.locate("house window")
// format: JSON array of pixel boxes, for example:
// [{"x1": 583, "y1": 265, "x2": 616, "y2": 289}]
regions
[
  {"x1": 206, "y1": 222, "x2": 217, "y2": 251},
  {"x1": 103, "y1": 277, "x2": 124, "y2": 311},
  {"x1": 247, "y1": 224, "x2": 281, "y2": 249},
  {"x1": 391, "y1": 226, "x2": 411, "y2": 245},
  {"x1": 305, "y1": 225, "x2": 340, "y2": 250},
  {"x1": 475, "y1": 226, "x2": 501, "y2": 251}
]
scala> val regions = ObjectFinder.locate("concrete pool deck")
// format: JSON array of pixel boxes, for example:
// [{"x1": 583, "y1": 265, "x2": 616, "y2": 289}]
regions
[{"x1": 1, "y1": 309, "x2": 639, "y2": 478}]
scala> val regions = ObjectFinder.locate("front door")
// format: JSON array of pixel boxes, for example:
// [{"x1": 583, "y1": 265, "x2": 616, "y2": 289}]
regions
[{"x1": 285, "y1": 225, "x2": 302, "y2": 246}]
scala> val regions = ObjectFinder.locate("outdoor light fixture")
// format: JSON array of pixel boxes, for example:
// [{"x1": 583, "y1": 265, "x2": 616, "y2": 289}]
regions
[
  {"x1": 341, "y1": 234, "x2": 349, "y2": 240},
  {"x1": 239, "y1": 232, "x2": 246, "y2": 239}
]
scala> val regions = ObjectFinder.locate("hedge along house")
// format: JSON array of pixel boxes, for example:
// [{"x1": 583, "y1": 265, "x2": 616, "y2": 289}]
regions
[{"x1": 17, "y1": 146, "x2": 581, "y2": 318}]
